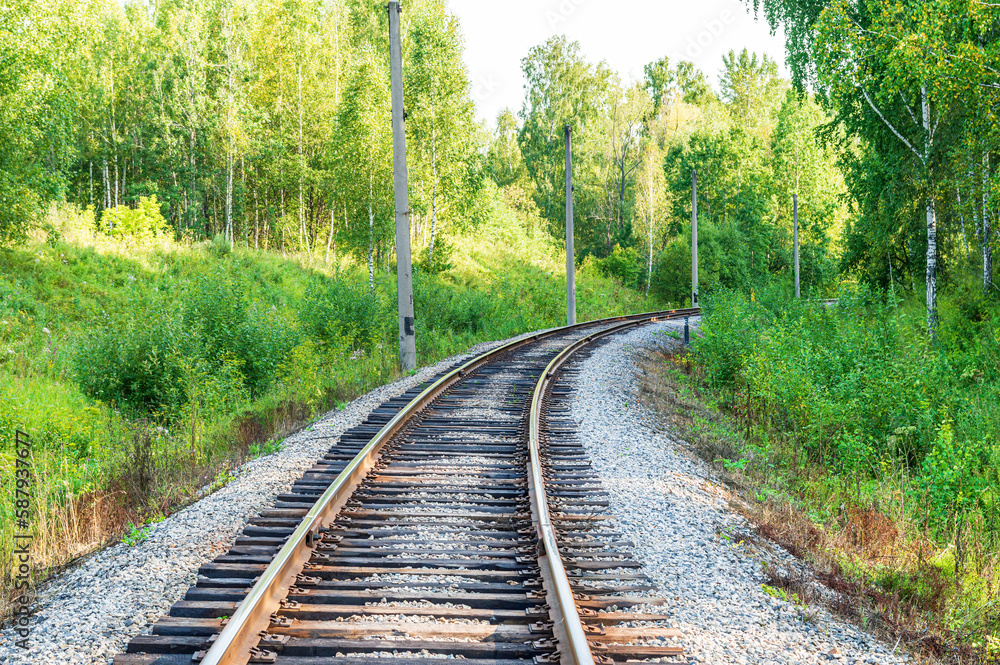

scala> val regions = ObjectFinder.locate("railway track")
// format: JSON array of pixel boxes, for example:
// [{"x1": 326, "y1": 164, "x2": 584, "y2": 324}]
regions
[{"x1": 114, "y1": 309, "x2": 697, "y2": 665}]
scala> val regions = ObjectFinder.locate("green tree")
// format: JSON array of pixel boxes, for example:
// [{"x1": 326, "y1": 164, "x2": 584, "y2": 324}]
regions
[
  {"x1": 405, "y1": 1, "x2": 478, "y2": 261},
  {"x1": 335, "y1": 49, "x2": 393, "y2": 289},
  {"x1": 518, "y1": 35, "x2": 610, "y2": 235}
]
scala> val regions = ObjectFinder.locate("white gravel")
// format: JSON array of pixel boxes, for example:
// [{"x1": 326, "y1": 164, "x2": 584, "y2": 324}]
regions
[
  {"x1": 0, "y1": 333, "x2": 538, "y2": 665},
  {"x1": 568, "y1": 318, "x2": 910, "y2": 665}
]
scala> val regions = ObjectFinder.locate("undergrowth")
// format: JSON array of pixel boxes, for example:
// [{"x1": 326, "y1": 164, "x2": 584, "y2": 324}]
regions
[{"x1": 639, "y1": 283, "x2": 1000, "y2": 664}]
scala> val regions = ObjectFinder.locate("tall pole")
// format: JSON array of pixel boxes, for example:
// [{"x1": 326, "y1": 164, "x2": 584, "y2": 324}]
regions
[
  {"x1": 565, "y1": 124, "x2": 576, "y2": 325},
  {"x1": 389, "y1": 1, "x2": 416, "y2": 370},
  {"x1": 793, "y1": 193, "x2": 800, "y2": 299},
  {"x1": 692, "y1": 170, "x2": 698, "y2": 307}
]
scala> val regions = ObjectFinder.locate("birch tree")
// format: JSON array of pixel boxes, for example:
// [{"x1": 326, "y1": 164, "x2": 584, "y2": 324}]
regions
[
  {"x1": 635, "y1": 143, "x2": 667, "y2": 294},
  {"x1": 816, "y1": 0, "x2": 952, "y2": 335},
  {"x1": 335, "y1": 50, "x2": 392, "y2": 289}
]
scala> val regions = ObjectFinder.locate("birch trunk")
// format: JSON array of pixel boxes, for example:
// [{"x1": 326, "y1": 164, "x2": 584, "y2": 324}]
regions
[
  {"x1": 103, "y1": 159, "x2": 110, "y2": 211},
  {"x1": 922, "y1": 86, "x2": 938, "y2": 337},
  {"x1": 428, "y1": 115, "x2": 438, "y2": 262},
  {"x1": 983, "y1": 152, "x2": 994, "y2": 293},
  {"x1": 368, "y1": 174, "x2": 375, "y2": 291},
  {"x1": 226, "y1": 149, "x2": 233, "y2": 245},
  {"x1": 189, "y1": 127, "x2": 197, "y2": 230},
  {"x1": 326, "y1": 208, "x2": 335, "y2": 265},
  {"x1": 298, "y1": 62, "x2": 310, "y2": 254},
  {"x1": 957, "y1": 189, "x2": 970, "y2": 262}
]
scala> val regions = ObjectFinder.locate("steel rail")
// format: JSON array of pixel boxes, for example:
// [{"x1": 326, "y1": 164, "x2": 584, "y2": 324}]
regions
[
  {"x1": 199, "y1": 307, "x2": 699, "y2": 665},
  {"x1": 527, "y1": 312, "x2": 689, "y2": 665}
]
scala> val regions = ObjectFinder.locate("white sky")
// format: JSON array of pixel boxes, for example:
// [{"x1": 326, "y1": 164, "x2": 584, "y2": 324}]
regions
[{"x1": 448, "y1": 0, "x2": 788, "y2": 126}]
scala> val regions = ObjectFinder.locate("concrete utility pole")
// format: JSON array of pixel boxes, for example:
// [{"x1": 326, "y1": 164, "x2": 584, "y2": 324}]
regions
[
  {"x1": 388, "y1": 1, "x2": 416, "y2": 370},
  {"x1": 793, "y1": 193, "x2": 800, "y2": 299},
  {"x1": 692, "y1": 170, "x2": 698, "y2": 307},
  {"x1": 565, "y1": 124, "x2": 576, "y2": 325}
]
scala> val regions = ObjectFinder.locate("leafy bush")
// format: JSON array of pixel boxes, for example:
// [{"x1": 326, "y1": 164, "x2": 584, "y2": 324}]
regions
[
  {"x1": 596, "y1": 245, "x2": 643, "y2": 289},
  {"x1": 300, "y1": 279, "x2": 392, "y2": 349},
  {"x1": 210, "y1": 233, "x2": 233, "y2": 256},
  {"x1": 99, "y1": 196, "x2": 169, "y2": 241},
  {"x1": 416, "y1": 238, "x2": 455, "y2": 274},
  {"x1": 75, "y1": 307, "x2": 191, "y2": 416},
  {"x1": 183, "y1": 271, "x2": 299, "y2": 397}
]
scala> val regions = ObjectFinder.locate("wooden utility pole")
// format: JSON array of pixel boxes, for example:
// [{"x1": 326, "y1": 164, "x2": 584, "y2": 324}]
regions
[
  {"x1": 793, "y1": 193, "x2": 800, "y2": 298},
  {"x1": 388, "y1": 1, "x2": 416, "y2": 370},
  {"x1": 692, "y1": 170, "x2": 698, "y2": 307},
  {"x1": 565, "y1": 124, "x2": 576, "y2": 325}
]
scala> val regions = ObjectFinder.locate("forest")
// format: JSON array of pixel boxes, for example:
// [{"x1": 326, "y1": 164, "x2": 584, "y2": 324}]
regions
[{"x1": 2, "y1": 0, "x2": 999, "y2": 656}]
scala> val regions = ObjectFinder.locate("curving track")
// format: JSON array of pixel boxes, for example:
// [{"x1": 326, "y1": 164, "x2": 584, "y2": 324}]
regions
[{"x1": 114, "y1": 310, "x2": 696, "y2": 665}]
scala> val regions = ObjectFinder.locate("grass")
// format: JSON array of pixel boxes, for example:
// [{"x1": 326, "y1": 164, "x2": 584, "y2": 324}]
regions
[
  {"x1": 0, "y1": 198, "x2": 664, "y2": 620},
  {"x1": 638, "y1": 287, "x2": 1000, "y2": 664}
]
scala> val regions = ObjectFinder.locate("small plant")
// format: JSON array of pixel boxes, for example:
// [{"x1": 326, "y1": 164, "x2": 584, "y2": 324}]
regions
[
  {"x1": 249, "y1": 440, "x2": 283, "y2": 459},
  {"x1": 718, "y1": 456, "x2": 749, "y2": 472},
  {"x1": 210, "y1": 232, "x2": 233, "y2": 256},
  {"x1": 210, "y1": 468, "x2": 237, "y2": 492},
  {"x1": 761, "y1": 583, "x2": 801, "y2": 606},
  {"x1": 123, "y1": 522, "x2": 152, "y2": 547}
]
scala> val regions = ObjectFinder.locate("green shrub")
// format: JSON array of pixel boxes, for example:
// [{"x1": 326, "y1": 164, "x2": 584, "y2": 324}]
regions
[
  {"x1": 300, "y1": 278, "x2": 392, "y2": 349},
  {"x1": 210, "y1": 233, "x2": 233, "y2": 256},
  {"x1": 75, "y1": 307, "x2": 191, "y2": 416},
  {"x1": 184, "y1": 271, "x2": 299, "y2": 397},
  {"x1": 99, "y1": 196, "x2": 169, "y2": 241},
  {"x1": 597, "y1": 245, "x2": 643, "y2": 289}
]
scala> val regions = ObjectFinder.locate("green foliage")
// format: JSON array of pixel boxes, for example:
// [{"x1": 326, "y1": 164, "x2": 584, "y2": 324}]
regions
[
  {"x1": 75, "y1": 308, "x2": 192, "y2": 416},
  {"x1": 921, "y1": 422, "x2": 991, "y2": 526},
  {"x1": 596, "y1": 245, "x2": 643, "y2": 289},
  {"x1": 210, "y1": 233, "x2": 233, "y2": 257},
  {"x1": 249, "y1": 439, "x2": 283, "y2": 459},
  {"x1": 99, "y1": 197, "x2": 169, "y2": 242},
  {"x1": 695, "y1": 286, "x2": 1000, "y2": 538},
  {"x1": 300, "y1": 280, "x2": 390, "y2": 349},
  {"x1": 122, "y1": 522, "x2": 151, "y2": 547},
  {"x1": 182, "y1": 272, "x2": 299, "y2": 397}
]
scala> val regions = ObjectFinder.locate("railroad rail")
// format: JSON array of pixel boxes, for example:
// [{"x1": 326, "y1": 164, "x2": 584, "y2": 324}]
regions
[{"x1": 115, "y1": 308, "x2": 698, "y2": 665}]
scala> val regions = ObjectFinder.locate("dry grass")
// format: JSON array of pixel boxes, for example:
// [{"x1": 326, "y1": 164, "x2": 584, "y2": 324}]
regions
[{"x1": 638, "y1": 344, "x2": 990, "y2": 665}]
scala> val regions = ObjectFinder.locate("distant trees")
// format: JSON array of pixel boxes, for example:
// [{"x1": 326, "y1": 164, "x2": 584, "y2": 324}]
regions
[
  {"x1": 2, "y1": 0, "x2": 479, "y2": 268},
  {"x1": 0, "y1": 0, "x2": 85, "y2": 243},
  {"x1": 509, "y1": 37, "x2": 846, "y2": 299}
]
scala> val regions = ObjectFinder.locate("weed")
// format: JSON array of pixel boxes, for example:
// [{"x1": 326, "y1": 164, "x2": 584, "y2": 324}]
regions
[
  {"x1": 210, "y1": 469, "x2": 237, "y2": 492},
  {"x1": 122, "y1": 523, "x2": 151, "y2": 547},
  {"x1": 249, "y1": 440, "x2": 283, "y2": 459}
]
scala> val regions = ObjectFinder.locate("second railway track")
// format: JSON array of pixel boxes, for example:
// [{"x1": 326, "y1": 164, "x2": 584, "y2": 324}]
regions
[{"x1": 115, "y1": 310, "x2": 696, "y2": 665}]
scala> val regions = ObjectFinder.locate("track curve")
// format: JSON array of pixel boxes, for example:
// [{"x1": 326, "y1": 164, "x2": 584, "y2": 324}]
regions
[{"x1": 115, "y1": 310, "x2": 696, "y2": 665}]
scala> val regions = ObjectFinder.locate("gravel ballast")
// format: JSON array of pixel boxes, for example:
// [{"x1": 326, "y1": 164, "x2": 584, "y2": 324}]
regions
[
  {"x1": 569, "y1": 318, "x2": 909, "y2": 665},
  {"x1": 0, "y1": 335, "x2": 534, "y2": 665}
]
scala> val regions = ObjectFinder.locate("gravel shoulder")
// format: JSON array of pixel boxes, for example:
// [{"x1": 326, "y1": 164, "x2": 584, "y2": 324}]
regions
[
  {"x1": 0, "y1": 333, "x2": 540, "y2": 665},
  {"x1": 569, "y1": 319, "x2": 910, "y2": 665}
]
